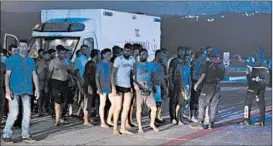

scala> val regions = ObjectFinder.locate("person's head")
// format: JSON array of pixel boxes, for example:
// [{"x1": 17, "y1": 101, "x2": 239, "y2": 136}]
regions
[
  {"x1": 139, "y1": 49, "x2": 148, "y2": 62},
  {"x1": 91, "y1": 49, "x2": 100, "y2": 62},
  {"x1": 43, "y1": 51, "x2": 51, "y2": 61},
  {"x1": 38, "y1": 49, "x2": 45, "y2": 58},
  {"x1": 123, "y1": 43, "x2": 132, "y2": 59},
  {"x1": 8, "y1": 44, "x2": 18, "y2": 56},
  {"x1": 18, "y1": 39, "x2": 29, "y2": 56},
  {"x1": 76, "y1": 50, "x2": 82, "y2": 57},
  {"x1": 48, "y1": 49, "x2": 56, "y2": 59},
  {"x1": 160, "y1": 48, "x2": 168, "y2": 63},
  {"x1": 177, "y1": 46, "x2": 186, "y2": 58},
  {"x1": 132, "y1": 43, "x2": 142, "y2": 57},
  {"x1": 112, "y1": 46, "x2": 122, "y2": 57},
  {"x1": 80, "y1": 45, "x2": 89, "y2": 56},
  {"x1": 66, "y1": 49, "x2": 73, "y2": 59},
  {"x1": 56, "y1": 45, "x2": 66, "y2": 60},
  {"x1": 155, "y1": 49, "x2": 163, "y2": 62},
  {"x1": 101, "y1": 48, "x2": 112, "y2": 62},
  {"x1": 185, "y1": 47, "x2": 192, "y2": 57},
  {"x1": 200, "y1": 46, "x2": 209, "y2": 56}
]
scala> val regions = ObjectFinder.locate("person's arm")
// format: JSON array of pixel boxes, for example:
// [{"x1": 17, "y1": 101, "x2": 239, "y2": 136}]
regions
[
  {"x1": 111, "y1": 58, "x2": 120, "y2": 95},
  {"x1": 30, "y1": 59, "x2": 40, "y2": 99},
  {"x1": 45, "y1": 60, "x2": 54, "y2": 93},
  {"x1": 5, "y1": 70, "x2": 12, "y2": 100},
  {"x1": 95, "y1": 63, "x2": 102, "y2": 94},
  {"x1": 194, "y1": 62, "x2": 208, "y2": 91},
  {"x1": 168, "y1": 59, "x2": 175, "y2": 89}
]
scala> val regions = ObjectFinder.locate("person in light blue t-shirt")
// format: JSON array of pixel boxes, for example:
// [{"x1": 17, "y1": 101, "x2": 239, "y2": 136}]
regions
[
  {"x1": 133, "y1": 49, "x2": 159, "y2": 134},
  {"x1": 96, "y1": 48, "x2": 115, "y2": 128},
  {"x1": 75, "y1": 45, "x2": 89, "y2": 78}
]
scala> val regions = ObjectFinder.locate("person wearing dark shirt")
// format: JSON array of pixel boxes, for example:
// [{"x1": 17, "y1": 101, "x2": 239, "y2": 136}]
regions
[
  {"x1": 190, "y1": 48, "x2": 225, "y2": 130},
  {"x1": 168, "y1": 46, "x2": 190, "y2": 125},
  {"x1": 239, "y1": 56, "x2": 270, "y2": 126},
  {"x1": 0, "y1": 54, "x2": 6, "y2": 127},
  {"x1": 82, "y1": 49, "x2": 100, "y2": 126}
]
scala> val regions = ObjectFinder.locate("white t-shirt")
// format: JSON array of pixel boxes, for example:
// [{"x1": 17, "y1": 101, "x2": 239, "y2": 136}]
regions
[{"x1": 113, "y1": 55, "x2": 136, "y2": 88}]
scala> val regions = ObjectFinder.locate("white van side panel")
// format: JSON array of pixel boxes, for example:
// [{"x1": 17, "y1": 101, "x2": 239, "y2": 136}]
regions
[{"x1": 100, "y1": 10, "x2": 161, "y2": 61}]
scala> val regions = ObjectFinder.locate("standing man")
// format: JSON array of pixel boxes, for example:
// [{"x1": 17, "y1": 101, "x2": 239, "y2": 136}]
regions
[
  {"x1": 45, "y1": 45, "x2": 73, "y2": 126},
  {"x1": 152, "y1": 50, "x2": 168, "y2": 123},
  {"x1": 48, "y1": 49, "x2": 57, "y2": 60},
  {"x1": 134, "y1": 49, "x2": 159, "y2": 133},
  {"x1": 111, "y1": 43, "x2": 135, "y2": 135},
  {"x1": 96, "y1": 48, "x2": 115, "y2": 128},
  {"x1": 168, "y1": 46, "x2": 189, "y2": 125},
  {"x1": 82, "y1": 49, "x2": 100, "y2": 126},
  {"x1": 2, "y1": 40, "x2": 39, "y2": 143},
  {"x1": 36, "y1": 50, "x2": 49, "y2": 116},
  {"x1": 0, "y1": 50, "x2": 6, "y2": 127},
  {"x1": 75, "y1": 45, "x2": 89, "y2": 78},
  {"x1": 190, "y1": 49, "x2": 225, "y2": 129},
  {"x1": 239, "y1": 51, "x2": 270, "y2": 126}
]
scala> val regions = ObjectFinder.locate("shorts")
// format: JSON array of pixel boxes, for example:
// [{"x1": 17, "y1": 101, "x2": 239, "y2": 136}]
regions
[
  {"x1": 66, "y1": 87, "x2": 75, "y2": 104},
  {"x1": 153, "y1": 85, "x2": 162, "y2": 102},
  {"x1": 136, "y1": 90, "x2": 156, "y2": 109},
  {"x1": 116, "y1": 86, "x2": 131, "y2": 94},
  {"x1": 51, "y1": 79, "x2": 69, "y2": 104}
]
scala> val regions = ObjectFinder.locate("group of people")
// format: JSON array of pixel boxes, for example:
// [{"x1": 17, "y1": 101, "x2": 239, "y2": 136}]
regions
[{"x1": 0, "y1": 40, "x2": 271, "y2": 144}]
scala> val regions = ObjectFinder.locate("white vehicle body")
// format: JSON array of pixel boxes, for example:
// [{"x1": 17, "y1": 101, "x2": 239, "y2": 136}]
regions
[{"x1": 4, "y1": 9, "x2": 161, "y2": 62}]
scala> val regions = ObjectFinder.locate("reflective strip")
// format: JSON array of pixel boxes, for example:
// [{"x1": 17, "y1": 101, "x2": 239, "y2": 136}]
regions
[
  {"x1": 201, "y1": 93, "x2": 206, "y2": 96},
  {"x1": 248, "y1": 89, "x2": 254, "y2": 92}
]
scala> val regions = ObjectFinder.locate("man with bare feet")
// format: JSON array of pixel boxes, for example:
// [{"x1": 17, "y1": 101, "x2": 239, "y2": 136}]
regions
[
  {"x1": 133, "y1": 49, "x2": 159, "y2": 134},
  {"x1": 111, "y1": 43, "x2": 135, "y2": 135},
  {"x1": 96, "y1": 48, "x2": 115, "y2": 128}
]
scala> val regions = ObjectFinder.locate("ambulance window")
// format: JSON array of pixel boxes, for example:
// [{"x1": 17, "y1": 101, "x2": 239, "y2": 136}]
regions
[{"x1": 83, "y1": 38, "x2": 94, "y2": 50}]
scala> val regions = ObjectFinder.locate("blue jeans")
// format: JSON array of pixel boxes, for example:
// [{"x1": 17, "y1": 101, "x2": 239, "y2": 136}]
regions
[{"x1": 3, "y1": 94, "x2": 31, "y2": 138}]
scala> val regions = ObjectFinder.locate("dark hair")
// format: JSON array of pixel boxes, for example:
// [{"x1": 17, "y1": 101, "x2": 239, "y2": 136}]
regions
[
  {"x1": 132, "y1": 43, "x2": 142, "y2": 51},
  {"x1": 76, "y1": 50, "x2": 81, "y2": 56},
  {"x1": 139, "y1": 48, "x2": 148, "y2": 54},
  {"x1": 56, "y1": 45, "x2": 66, "y2": 52},
  {"x1": 19, "y1": 39, "x2": 28, "y2": 44},
  {"x1": 177, "y1": 46, "x2": 186, "y2": 51},
  {"x1": 155, "y1": 49, "x2": 162, "y2": 58},
  {"x1": 91, "y1": 49, "x2": 100, "y2": 58},
  {"x1": 185, "y1": 47, "x2": 192, "y2": 56},
  {"x1": 43, "y1": 51, "x2": 50, "y2": 55},
  {"x1": 112, "y1": 46, "x2": 121, "y2": 55},
  {"x1": 124, "y1": 43, "x2": 132, "y2": 50},
  {"x1": 161, "y1": 48, "x2": 167, "y2": 53},
  {"x1": 48, "y1": 49, "x2": 56, "y2": 53},
  {"x1": 81, "y1": 45, "x2": 89, "y2": 50},
  {"x1": 8, "y1": 44, "x2": 17, "y2": 52},
  {"x1": 38, "y1": 49, "x2": 45, "y2": 54},
  {"x1": 101, "y1": 48, "x2": 111, "y2": 59}
]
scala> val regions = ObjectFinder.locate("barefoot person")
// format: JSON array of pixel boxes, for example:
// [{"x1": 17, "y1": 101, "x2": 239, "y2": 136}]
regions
[
  {"x1": 134, "y1": 49, "x2": 159, "y2": 134},
  {"x1": 96, "y1": 48, "x2": 115, "y2": 128},
  {"x1": 111, "y1": 43, "x2": 135, "y2": 135},
  {"x1": 45, "y1": 45, "x2": 74, "y2": 126}
]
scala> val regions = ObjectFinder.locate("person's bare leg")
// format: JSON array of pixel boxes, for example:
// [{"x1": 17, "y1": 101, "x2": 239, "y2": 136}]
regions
[
  {"x1": 83, "y1": 110, "x2": 92, "y2": 127},
  {"x1": 107, "y1": 94, "x2": 115, "y2": 126},
  {"x1": 136, "y1": 102, "x2": 143, "y2": 134},
  {"x1": 68, "y1": 104, "x2": 73, "y2": 116},
  {"x1": 83, "y1": 94, "x2": 92, "y2": 127},
  {"x1": 204, "y1": 107, "x2": 209, "y2": 125},
  {"x1": 55, "y1": 103, "x2": 61, "y2": 124},
  {"x1": 120, "y1": 92, "x2": 133, "y2": 135},
  {"x1": 157, "y1": 107, "x2": 163, "y2": 120},
  {"x1": 99, "y1": 94, "x2": 109, "y2": 128},
  {"x1": 129, "y1": 94, "x2": 137, "y2": 127},
  {"x1": 175, "y1": 105, "x2": 180, "y2": 123},
  {"x1": 150, "y1": 107, "x2": 159, "y2": 131},
  {"x1": 113, "y1": 95, "x2": 122, "y2": 135}
]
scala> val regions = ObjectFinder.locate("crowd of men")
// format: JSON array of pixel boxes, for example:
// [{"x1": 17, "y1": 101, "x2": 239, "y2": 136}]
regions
[{"x1": 0, "y1": 40, "x2": 271, "y2": 144}]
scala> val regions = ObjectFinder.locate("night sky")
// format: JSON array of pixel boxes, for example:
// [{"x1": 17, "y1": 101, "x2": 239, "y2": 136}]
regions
[{"x1": 1, "y1": 1, "x2": 272, "y2": 15}]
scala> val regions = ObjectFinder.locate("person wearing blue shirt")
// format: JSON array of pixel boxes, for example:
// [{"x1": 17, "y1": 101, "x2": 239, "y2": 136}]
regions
[
  {"x1": 2, "y1": 40, "x2": 39, "y2": 144},
  {"x1": 75, "y1": 45, "x2": 89, "y2": 78},
  {"x1": 95, "y1": 48, "x2": 114, "y2": 128},
  {"x1": 133, "y1": 49, "x2": 159, "y2": 134}
]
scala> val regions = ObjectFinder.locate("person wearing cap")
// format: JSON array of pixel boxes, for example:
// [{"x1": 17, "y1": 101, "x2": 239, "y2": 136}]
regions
[
  {"x1": 190, "y1": 48, "x2": 225, "y2": 130},
  {"x1": 168, "y1": 46, "x2": 190, "y2": 125},
  {"x1": 238, "y1": 48, "x2": 270, "y2": 127}
]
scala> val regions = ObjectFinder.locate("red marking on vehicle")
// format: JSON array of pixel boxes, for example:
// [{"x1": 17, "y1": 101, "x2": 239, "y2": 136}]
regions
[{"x1": 159, "y1": 107, "x2": 271, "y2": 146}]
